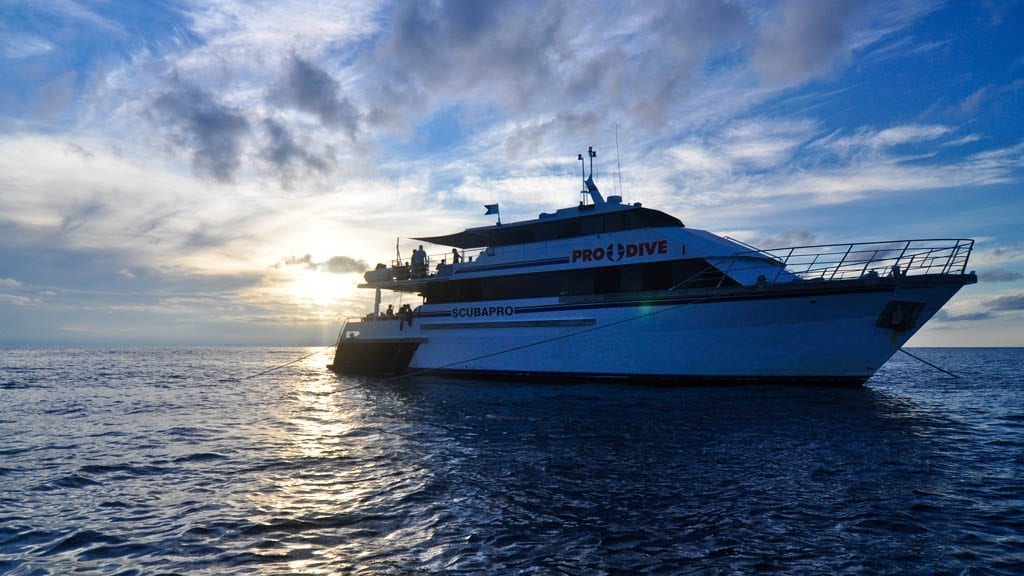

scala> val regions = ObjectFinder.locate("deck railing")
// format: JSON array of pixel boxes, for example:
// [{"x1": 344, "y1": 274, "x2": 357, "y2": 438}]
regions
[{"x1": 724, "y1": 238, "x2": 974, "y2": 284}]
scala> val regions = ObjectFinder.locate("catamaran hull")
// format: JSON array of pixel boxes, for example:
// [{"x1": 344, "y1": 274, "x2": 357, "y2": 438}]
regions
[{"x1": 330, "y1": 276, "x2": 971, "y2": 385}]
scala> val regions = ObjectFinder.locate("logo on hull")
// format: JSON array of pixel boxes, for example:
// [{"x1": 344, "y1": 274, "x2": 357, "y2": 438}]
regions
[
  {"x1": 452, "y1": 306, "x2": 515, "y2": 318},
  {"x1": 571, "y1": 240, "x2": 668, "y2": 263}
]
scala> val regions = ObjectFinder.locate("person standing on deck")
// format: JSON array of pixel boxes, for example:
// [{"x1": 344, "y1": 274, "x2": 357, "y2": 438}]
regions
[{"x1": 412, "y1": 245, "x2": 427, "y2": 278}]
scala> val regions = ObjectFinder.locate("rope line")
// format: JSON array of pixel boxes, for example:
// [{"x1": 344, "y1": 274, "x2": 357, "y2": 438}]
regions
[
  {"x1": 387, "y1": 296, "x2": 716, "y2": 381},
  {"x1": 242, "y1": 345, "x2": 334, "y2": 380},
  {"x1": 899, "y1": 348, "x2": 960, "y2": 379}
]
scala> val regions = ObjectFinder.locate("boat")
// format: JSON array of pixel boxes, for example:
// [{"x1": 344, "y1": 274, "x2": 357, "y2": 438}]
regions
[{"x1": 328, "y1": 148, "x2": 976, "y2": 385}]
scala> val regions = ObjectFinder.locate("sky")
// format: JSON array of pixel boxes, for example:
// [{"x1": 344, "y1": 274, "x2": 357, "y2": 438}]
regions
[{"x1": 0, "y1": 0, "x2": 1022, "y2": 347}]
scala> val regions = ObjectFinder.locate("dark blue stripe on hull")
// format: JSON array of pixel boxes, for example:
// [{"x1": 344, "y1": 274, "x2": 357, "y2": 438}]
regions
[{"x1": 414, "y1": 281, "x2": 917, "y2": 319}]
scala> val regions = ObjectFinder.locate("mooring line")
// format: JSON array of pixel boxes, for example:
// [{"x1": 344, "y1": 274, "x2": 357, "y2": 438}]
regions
[
  {"x1": 899, "y1": 348, "x2": 960, "y2": 379},
  {"x1": 242, "y1": 345, "x2": 334, "y2": 380},
  {"x1": 385, "y1": 296, "x2": 716, "y2": 381}
]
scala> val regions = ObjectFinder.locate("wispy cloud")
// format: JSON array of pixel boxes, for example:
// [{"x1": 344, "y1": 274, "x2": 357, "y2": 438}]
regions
[
  {"x1": 1, "y1": 34, "x2": 55, "y2": 59},
  {"x1": 980, "y1": 269, "x2": 1023, "y2": 283},
  {"x1": 986, "y1": 293, "x2": 1024, "y2": 311}
]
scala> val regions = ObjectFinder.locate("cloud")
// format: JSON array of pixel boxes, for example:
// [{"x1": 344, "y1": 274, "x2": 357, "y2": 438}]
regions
[
  {"x1": 0, "y1": 278, "x2": 22, "y2": 288},
  {"x1": 934, "y1": 310, "x2": 992, "y2": 322},
  {"x1": 323, "y1": 256, "x2": 369, "y2": 274},
  {"x1": 986, "y1": 293, "x2": 1024, "y2": 311},
  {"x1": 151, "y1": 81, "x2": 251, "y2": 182},
  {"x1": 20, "y1": 0, "x2": 122, "y2": 32},
  {"x1": 815, "y1": 124, "x2": 953, "y2": 158},
  {"x1": 364, "y1": 0, "x2": 752, "y2": 131},
  {"x1": 281, "y1": 254, "x2": 316, "y2": 269},
  {"x1": 981, "y1": 269, "x2": 1023, "y2": 282},
  {"x1": 275, "y1": 55, "x2": 360, "y2": 138},
  {"x1": 0, "y1": 293, "x2": 35, "y2": 306},
  {"x1": 277, "y1": 254, "x2": 368, "y2": 274},
  {"x1": 1, "y1": 34, "x2": 55, "y2": 59},
  {"x1": 260, "y1": 118, "x2": 332, "y2": 186},
  {"x1": 752, "y1": 0, "x2": 868, "y2": 85},
  {"x1": 971, "y1": 244, "x2": 1024, "y2": 267},
  {"x1": 365, "y1": 0, "x2": 569, "y2": 125},
  {"x1": 743, "y1": 230, "x2": 819, "y2": 250},
  {"x1": 864, "y1": 36, "x2": 951, "y2": 63},
  {"x1": 942, "y1": 134, "x2": 982, "y2": 147}
]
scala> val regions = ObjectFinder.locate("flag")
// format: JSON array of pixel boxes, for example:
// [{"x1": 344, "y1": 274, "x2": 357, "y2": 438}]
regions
[{"x1": 484, "y1": 203, "x2": 499, "y2": 215}]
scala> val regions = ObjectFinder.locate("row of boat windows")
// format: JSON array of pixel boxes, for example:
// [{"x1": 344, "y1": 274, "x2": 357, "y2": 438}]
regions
[
  {"x1": 482, "y1": 208, "x2": 683, "y2": 247},
  {"x1": 422, "y1": 259, "x2": 737, "y2": 303}
]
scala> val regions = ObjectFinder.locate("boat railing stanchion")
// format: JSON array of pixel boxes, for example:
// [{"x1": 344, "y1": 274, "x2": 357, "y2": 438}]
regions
[
  {"x1": 830, "y1": 244, "x2": 853, "y2": 280},
  {"x1": 859, "y1": 250, "x2": 879, "y2": 278}
]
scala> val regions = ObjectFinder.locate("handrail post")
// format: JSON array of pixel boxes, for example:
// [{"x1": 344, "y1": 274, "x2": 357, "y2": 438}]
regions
[
  {"x1": 895, "y1": 240, "x2": 911, "y2": 273},
  {"x1": 961, "y1": 240, "x2": 974, "y2": 274},
  {"x1": 943, "y1": 245, "x2": 958, "y2": 274},
  {"x1": 830, "y1": 244, "x2": 853, "y2": 280},
  {"x1": 860, "y1": 250, "x2": 878, "y2": 277},
  {"x1": 773, "y1": 248, "x2": 794, "y2": 282}
]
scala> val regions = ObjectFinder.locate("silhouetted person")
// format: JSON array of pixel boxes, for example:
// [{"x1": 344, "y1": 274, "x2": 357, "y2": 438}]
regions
[{"x1": 412, "y1": 245, "x2": 426, "y2": 278}]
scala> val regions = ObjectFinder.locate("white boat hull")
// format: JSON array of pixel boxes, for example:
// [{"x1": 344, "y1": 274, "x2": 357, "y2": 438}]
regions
[{"x1": 331, "y1": 275, "x2": 971, "y2": 385}]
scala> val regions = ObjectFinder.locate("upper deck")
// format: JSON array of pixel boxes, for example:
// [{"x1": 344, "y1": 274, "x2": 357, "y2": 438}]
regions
[{"x1": 414, "y1": 197, "x2": 682, "y2": 249}]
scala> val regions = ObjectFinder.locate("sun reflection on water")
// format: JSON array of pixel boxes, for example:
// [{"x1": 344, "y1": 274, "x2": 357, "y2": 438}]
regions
[{"x1": 247, "y1": 362, "x2": 438, "y2": 573}]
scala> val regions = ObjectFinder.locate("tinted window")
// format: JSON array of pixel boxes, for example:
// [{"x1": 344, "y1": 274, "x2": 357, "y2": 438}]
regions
[{"x1": 423, "y1": 258, "x2": 731, "y2": 303}]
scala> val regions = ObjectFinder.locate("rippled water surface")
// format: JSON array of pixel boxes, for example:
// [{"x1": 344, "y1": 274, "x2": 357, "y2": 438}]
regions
[{"x1": 1, "y1": 347, "x2": 1023, "y2": 574}]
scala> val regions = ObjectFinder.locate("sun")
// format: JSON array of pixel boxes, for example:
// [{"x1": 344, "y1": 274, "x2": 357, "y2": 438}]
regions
[{"x1": 288, "y1": 267, "x2": 358, "y2": 311}]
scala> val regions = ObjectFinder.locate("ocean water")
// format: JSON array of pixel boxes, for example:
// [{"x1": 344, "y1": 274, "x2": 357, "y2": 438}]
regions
[{"x1": 1, "y1": 348, "x2": 1022, "y2": 575}]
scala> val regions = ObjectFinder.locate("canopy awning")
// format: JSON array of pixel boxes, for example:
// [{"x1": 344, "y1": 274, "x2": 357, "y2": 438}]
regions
[{"x1": 413, "y1": 229, "x2": 496, "y2": 248}]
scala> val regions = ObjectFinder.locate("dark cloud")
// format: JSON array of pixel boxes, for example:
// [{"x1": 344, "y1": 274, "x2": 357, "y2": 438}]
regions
[
  {"x1": 629, "y1": 1, "x2": 747, "y2": 124},
  {"x1": 260, "y1": 118, "x2": 332, "y2": 186},
  {"x1": 366, "y1": 0, "x2": 750, "y2": 132},
  {"x1": 746, "y1": 230, "x2": 818, "y2": 249},
  {"x1": 986, "y1": 293, "x2": 1024, "y2": 311},
  {"x1": 152, "y1": 82, "x2": 250, "y2": 182},
  {"x1": 753, "y1": 0, "x2": 868, "y2": 85},
  {"x1": 281, "y1": 254, "x2": 316, "y2": 269},
  {"x1": 981, "y1": 269, "x2": 1023, "y2": 282},
  {"x1": 276, "y1": 56, "x2": 360, "y2": 138},
  {"x1": 367, "y1": 0, "x2": 570, "y2": 125},
  {"x1": 278, "y1": 254, "x2": 368, "y2": 274},
  {"x1": 322, "y1": 256, "x2": 368, "y2": 274}
]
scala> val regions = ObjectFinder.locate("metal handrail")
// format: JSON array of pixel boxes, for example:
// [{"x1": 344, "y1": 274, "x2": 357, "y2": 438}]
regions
[{"x1": 715, "y1": 238, "x2": 973, "y2": 286}]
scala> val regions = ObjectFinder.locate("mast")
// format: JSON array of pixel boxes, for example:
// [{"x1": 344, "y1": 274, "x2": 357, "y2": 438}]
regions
[
  {"x1": 578, "y1": 153, "x2": 587, "y2": 206},
  {"x1": 585, "y1": 146, "x2": 605, "y2": 205}
]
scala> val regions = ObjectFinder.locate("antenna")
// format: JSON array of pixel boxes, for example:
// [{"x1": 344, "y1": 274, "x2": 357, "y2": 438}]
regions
[
  {"x1": 578, "y1": 153, "x2": 586, "y2": 205},
  {"x1": 588, "y1": 146, "x2": 596, "y2": 180},
  {"x1": 615, "y1": 124, "x2": 624, "y2": 200}
]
